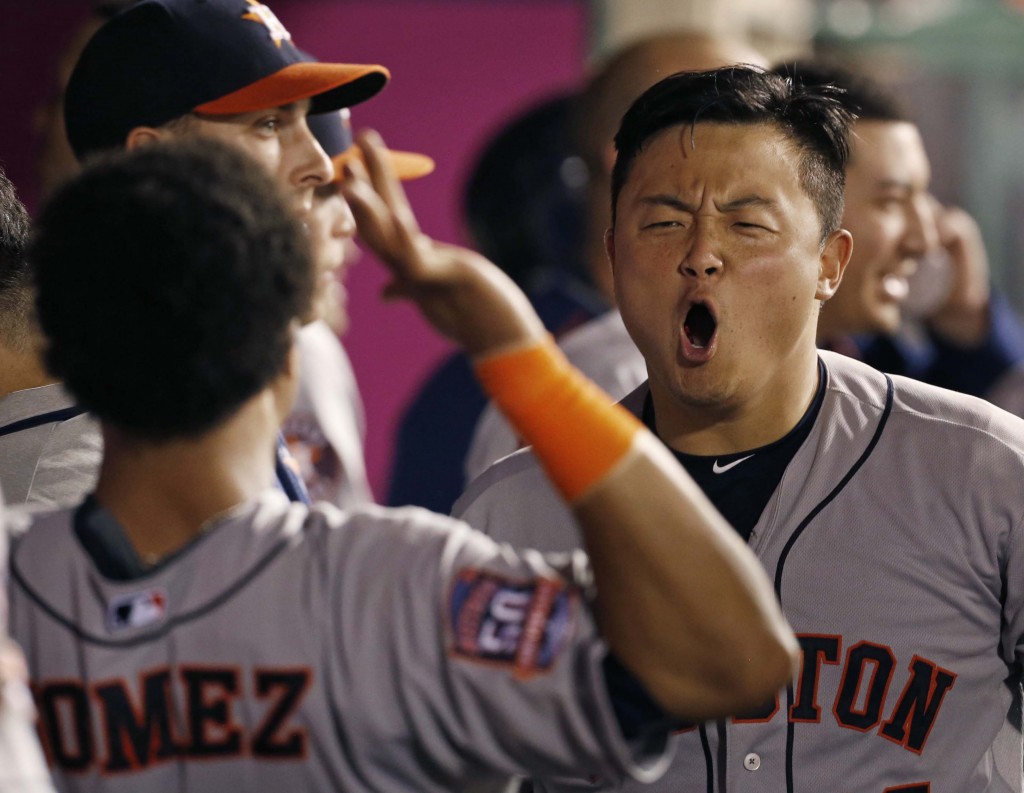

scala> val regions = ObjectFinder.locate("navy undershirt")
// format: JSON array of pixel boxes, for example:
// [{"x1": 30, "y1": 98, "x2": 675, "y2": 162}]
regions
[{"x1": 642, "y1": 358, "x2": 827, "y2": 542}]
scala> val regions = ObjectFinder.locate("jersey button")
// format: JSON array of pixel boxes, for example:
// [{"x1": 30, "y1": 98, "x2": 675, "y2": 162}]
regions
[{"x1": 743, "y1": 752, "x2": 761, "y2": 771}]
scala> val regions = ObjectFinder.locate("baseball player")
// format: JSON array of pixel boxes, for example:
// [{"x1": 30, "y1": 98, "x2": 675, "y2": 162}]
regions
[
  {"x1": 463, "y1": 32, "x2": 768, "y2": 482},
  {"x1": 7, "y1": 132, "x2": 795, "y2": 790},
  {"x1": 0, "y1": 164, "x2": 101, "y2": 506},
  {"x1": 778, "y1": 60, "x2": 1024, "y2": 403},
  {"x1": 454, "y1": 66, "x2": 1024, "y2": 791}
]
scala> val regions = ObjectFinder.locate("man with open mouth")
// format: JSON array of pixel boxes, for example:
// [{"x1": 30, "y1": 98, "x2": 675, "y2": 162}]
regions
[
  {"x1": 781, "y1": 61, "x2": 1024, "y2": 405},
  {"x1": 455, "y1": 66, "x2": 1024, "y2": 792}
]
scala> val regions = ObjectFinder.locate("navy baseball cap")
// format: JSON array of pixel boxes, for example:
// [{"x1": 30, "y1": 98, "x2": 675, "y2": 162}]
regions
[
  {"x1": 308, "y1": 109, "x2": 435, "y2": 183},
  {"x1": 65, "y1": 0, "x2": 390, "y2": 160}
]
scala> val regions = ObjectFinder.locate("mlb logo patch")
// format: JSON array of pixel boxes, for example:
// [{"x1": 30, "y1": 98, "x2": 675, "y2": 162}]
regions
[
  {"x1": 106, "y1": 589, "x2": 167, "y2": 633},
  {"x1": 448, "y1": 570, "x2": 576, "y2": 678}
]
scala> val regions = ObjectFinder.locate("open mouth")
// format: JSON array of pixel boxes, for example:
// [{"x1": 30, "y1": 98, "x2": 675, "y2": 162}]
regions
[
  {"x1": 679, "y1": 301, "x2": 718, "y2": 363},
  {"x1": 684, "y1": 302, "x2": 717, "y2": 349},
  {"x1": 880, "y1": 273, "x2": 910, "y2": 302}
]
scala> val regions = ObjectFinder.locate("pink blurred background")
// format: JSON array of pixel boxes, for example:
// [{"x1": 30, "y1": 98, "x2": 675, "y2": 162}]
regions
[{"x1": 0, "y1": 0, "x2": 587, "y2": 499}]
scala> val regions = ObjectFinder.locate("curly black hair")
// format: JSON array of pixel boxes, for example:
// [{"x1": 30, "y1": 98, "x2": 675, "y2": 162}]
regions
[
  {"x1": 31, "y1": 138, "x2": 314, "y2": 440},
  {"x1": 611, "y1": 66, "x2": 852, "y2": 242}
]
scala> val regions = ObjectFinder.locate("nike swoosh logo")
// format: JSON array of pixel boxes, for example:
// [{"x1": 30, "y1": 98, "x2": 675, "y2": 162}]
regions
[{"x1": 712, "y1": 454, "x2": 755, "y2": 474}]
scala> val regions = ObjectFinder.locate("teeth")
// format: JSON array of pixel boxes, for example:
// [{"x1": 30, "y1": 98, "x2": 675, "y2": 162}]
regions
[{"x1": 881, "y1": 275, "x2": 909, "y2": 301}]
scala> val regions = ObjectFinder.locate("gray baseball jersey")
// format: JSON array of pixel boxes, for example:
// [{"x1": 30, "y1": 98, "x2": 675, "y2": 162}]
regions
[
  {"x1": 283, "y1": 320, "x2": 373, "y2": 508},
  {"x1": 0, "y1": 384, "x2": 101, "y2": 507},
  {"x1": 6, "y1": 491, "x2": 670, "y2": 792},
  {"x1": 454, "y1": 351, "x2": 1024, "y2": 792}
]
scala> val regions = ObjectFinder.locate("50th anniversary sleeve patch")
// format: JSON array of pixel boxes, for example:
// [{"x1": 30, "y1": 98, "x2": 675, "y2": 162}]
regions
[{"x1": 448, "y1": 570, "x2": 577, "y2": 678}]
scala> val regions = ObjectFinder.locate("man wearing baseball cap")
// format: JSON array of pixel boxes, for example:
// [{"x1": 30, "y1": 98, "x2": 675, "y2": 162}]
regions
[
  {"x1": 60, "y1": 0, "x2": 403, "y2": 504},
  {"x1": 65, "y1": 0, "x2": 390, "y2": 212}
]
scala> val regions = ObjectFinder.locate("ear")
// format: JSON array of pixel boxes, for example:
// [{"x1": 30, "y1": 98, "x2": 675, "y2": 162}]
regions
[
  {"x1": 124, "y1": 126, "x2": 168, "y2": 151},
  {"x1": 816, "y1": 228, "x2": 853, "y2": 302},
  {"x1": 604, "y1": 225, "x2": 616, "y2": 273}
]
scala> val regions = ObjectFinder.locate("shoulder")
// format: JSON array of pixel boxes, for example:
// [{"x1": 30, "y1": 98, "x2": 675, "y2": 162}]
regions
[
  {"x1": 559, "y1": 311, "x2": 646, "y2": 400},
  {"x1": 559, "y1": 309, "x2": 631, "y2": 354},
  {"x1": 454, "y1": 382, "x2": 650, "y2": 553},
  {"x1": 823, "y1": 350, "x2": 1024, "y2": 463}
]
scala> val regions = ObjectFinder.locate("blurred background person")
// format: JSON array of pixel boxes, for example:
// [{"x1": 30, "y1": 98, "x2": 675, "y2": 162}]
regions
[
  {"x1": 776, "y1": 60, "x2": 1024, "y2": 402},
  {"x1": 387, "y1": 92, "x2": 602, "y2": 512},
  {"x1": 33, "y1": 0, "x2": 137, "y2": 201}
]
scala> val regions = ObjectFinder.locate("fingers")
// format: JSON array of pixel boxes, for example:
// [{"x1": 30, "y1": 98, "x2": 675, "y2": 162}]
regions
[
  {"x1": 339, "y1": 158, "x2": 419, "y2": 279},
  {"x1": 356, "y1": 130, "x2": 422, "y2": 238}
]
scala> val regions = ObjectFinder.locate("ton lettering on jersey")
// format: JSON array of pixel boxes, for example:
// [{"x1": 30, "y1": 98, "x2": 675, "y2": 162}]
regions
[
  {"x1": 729, "y1": 634, "x2": 955, "y2": 754},
  {"x1": 32, "y1": 664, "x2": 312, "y2": 774}
]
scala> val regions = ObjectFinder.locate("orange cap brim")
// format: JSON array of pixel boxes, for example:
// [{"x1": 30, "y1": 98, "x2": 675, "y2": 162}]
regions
[
  {"x1": 332, "y1": 146, "x2": 435, "y2": 183},
  {"x1": 194, "y1": 62, "x2": 390, "y2": 115}
]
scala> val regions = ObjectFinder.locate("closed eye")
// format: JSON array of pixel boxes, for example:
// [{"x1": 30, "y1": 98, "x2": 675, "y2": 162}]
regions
[{"x1": 643, "y1": 220, "x2": 686, "y2": 230}]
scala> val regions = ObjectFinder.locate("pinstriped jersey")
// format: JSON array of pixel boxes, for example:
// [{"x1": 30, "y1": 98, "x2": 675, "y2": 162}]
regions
[
  {"x1": 454, "y1": 351, "x2": 1024, "y2": 792},
  {"x1": 6, "y1": 492, "x2": 669, "y2": 792}
]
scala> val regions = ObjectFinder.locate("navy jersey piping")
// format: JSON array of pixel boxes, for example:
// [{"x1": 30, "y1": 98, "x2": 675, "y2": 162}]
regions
[
  {"x1": 9, "y1": 512, "x2": 303, "y2": 649},
  {"x1": 698, "y1": 723, "x2": 714, "y2": 792},
  {"x1": 0, "y1": 405, "x2": 86, "y2": 437},
  {"x1": 775, "y1": 372, "x2": 895, "y2": 793}
]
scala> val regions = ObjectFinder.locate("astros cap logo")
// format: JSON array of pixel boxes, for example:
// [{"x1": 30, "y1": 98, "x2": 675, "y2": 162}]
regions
[{"x1": 242, "y1": 0, "x2": 292, "y2": 47}]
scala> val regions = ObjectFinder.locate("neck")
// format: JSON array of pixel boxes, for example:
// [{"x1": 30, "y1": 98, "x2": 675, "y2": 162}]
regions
[
  {"x1": 650, "y1": 346, "x2": 821, "y2": 456},
  {"x1": 0, "y1": 345, "x2": 56, "y2": 398},
  {"x1": 815, "y1": 307, "x2": 845, "y2": 348},
  {"x1": 94, "y1": 391, "x2": 282, "y2": 561}
]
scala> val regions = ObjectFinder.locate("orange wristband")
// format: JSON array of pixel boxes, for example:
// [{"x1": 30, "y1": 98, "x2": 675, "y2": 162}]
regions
[{"x1": 473, "y1": 338, "x2": 642, "y2": 502}]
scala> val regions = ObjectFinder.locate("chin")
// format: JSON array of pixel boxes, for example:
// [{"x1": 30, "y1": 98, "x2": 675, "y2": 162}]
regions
[{"x1": 868, "y1": 308, "x2": 903, "y2": 335}]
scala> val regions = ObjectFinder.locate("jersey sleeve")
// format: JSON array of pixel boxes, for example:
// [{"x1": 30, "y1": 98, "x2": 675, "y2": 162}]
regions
[{"x1": 321, "y1": 506, "x2": 672, "y2": 790}]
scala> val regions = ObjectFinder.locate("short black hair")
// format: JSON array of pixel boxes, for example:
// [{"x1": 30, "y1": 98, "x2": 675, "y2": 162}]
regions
[
  {"x1": 611, "y1": 66, "x2": 852, "y2": 241},
  {"x1": 771, "y1": 59, "x2": 908, "y2": 123},
  {"x1": 31, "y1": 138, "x2": 313, "y2": 440},
  {"x1": 463, "y1": 94, "x2": 586, "y2": 288},
  {"x1": 0, "y1": 166, "x2": 33, "y2": 350}
]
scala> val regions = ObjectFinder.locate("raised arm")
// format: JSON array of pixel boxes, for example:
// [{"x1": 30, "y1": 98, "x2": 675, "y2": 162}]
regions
[{"x1": 340, "y1": 132, "x2": 798, "y2": 721}]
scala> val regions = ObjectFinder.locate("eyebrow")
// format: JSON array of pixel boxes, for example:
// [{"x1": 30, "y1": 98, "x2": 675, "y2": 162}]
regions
[
  {"x1": 716, "y1": 195, "x2": 778, "y2": 212},
  {"x1": 638, "y1": 194, "x2": 697, "y2": 212},
  {"x1": 637, "y1": 194, "x2": 779, "y2": 213}
]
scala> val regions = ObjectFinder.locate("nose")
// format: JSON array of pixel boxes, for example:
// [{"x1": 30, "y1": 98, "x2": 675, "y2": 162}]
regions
[
  {"x1": 679, "y1": 223, "x2": 722, "y2": 279},
  {"x1": 334, "y1": 195, "x2": 356, "y2": 241},
  {"x1": 902, "y1": 193, "x2": 940, "y2": 257},
  {"x1": 292, "y1": 117, "x2": 334, "y2": 195}
]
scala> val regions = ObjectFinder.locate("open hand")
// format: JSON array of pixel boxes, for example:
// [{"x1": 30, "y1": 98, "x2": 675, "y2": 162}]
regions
[{"x1": 338, "y1": 131, "x2": 545, "y2": 357}]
